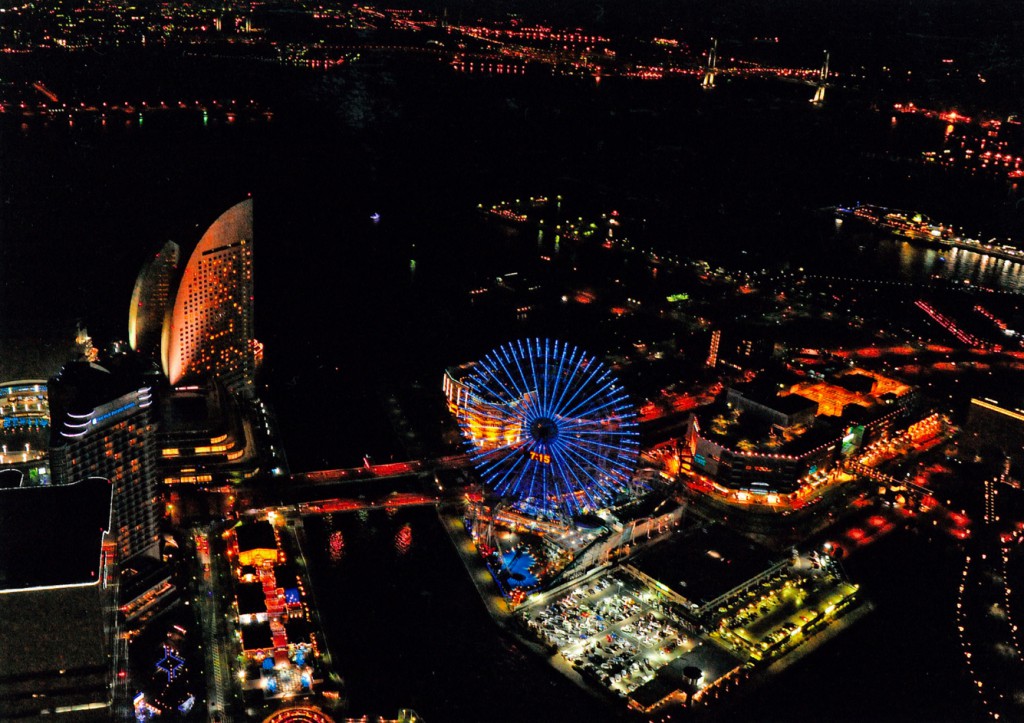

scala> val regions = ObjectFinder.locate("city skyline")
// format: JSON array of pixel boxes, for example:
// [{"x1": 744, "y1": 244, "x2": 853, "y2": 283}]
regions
[{"x1": 3, "y1": 2, "x2": 1024, "y2": 721}]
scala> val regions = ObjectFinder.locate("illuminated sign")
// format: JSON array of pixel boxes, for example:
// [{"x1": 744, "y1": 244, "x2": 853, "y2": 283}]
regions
[
  {"x1": 666, "y1": 293, "x2": 689, "y2": 303},
  {"x1": 694, "y1": 453, "x2": 706, "y2": 467},
  {"x1": 3, "y1": 418, "x2": 47, "y2": 428},
  {"x1": 529, "y1": 451, "x2": 552, "y2": 465},
  {"x1": 92, "y1": 401, "x2": 137, "y2": 426}
]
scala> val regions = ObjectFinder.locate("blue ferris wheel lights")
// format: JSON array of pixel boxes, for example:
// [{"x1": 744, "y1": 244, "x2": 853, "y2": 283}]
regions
[{"x1": 458, "y1": 338, "x2": 640, "y2": 518}]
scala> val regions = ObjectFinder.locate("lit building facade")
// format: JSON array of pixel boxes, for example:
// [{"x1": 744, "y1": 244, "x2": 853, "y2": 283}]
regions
[
  {"x1": 129, "y1": 240, "x2": 181, "y2": 367},
  {"x1": 443, "y1": 362, "x2": 521, "y2": 451},
  {"x1": 685, "y1": 370, "x2": 919, "y2": 501},
  {"x1": 963, "y1": 396, "x2": 1024, "y2": 468},
  {"x1": 49, "y1": 356, "x2": 161, "y2": 562},
  {"x1": 0, "y1": 379, "x2": 49, "y2": 476},
  {"x1": 166, "y1": 198, "x2": 255, "y2": 394},
  {"x1": 157, "y1": 383, "x2": 259, "y2": 486}
]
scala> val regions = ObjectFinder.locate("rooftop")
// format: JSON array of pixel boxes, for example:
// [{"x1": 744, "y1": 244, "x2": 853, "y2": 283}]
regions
[
  {"x1": 630, "y1": 640, "x2": 743, "y2": 708},
  {"x1": 237, "y1": 520, "x2": 277, "y2": 553},
  {"x1": 0, "y1": 477, "x2": 113, "y2": 591},
  {"x1": 237, "y1": 582, "x2": 267, "y2": 616},
  {"x1": 629, "y1": 524, "x2": 776, "y2": 607},
  {"x1": 0, "y1": 585, "x2": 110, "y2": 719},
  {"x1": 240, "y1": 621, "x2": 273, "y2": 651}
]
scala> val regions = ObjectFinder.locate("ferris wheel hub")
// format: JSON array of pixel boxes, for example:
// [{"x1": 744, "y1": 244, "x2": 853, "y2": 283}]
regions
[{"x1": 529, "y1": 416, "x2": 559, "y2": 443}]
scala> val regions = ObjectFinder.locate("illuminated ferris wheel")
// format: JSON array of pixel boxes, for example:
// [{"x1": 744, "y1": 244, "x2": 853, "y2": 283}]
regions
[{"x1": 458, "y1": 339, "x2": 640, "y2": 518}]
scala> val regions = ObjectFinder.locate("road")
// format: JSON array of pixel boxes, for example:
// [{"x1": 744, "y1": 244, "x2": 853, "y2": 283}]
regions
[{"x1": 193, "y1": 527, "x2": 236, "y2": 722}]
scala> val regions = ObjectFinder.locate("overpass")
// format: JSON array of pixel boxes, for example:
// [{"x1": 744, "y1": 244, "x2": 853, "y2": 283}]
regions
[
  {"x1": 290, "y1": 453, "x2": 471, "y2": 485},
  {"x1": 845, "y1": 460, "x2": 933, "y2": 496}
]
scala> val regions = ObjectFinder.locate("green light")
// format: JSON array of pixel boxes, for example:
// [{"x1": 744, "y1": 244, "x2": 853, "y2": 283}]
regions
[{"x1": 666, "y1": 293, "x2": 689, "y2": 302}]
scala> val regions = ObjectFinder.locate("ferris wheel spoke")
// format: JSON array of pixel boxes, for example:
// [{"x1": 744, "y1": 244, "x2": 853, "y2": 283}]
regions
[
  {"x1": 560, "y1": 439, "x2": 637, "y2": 483},
  {"x1": 493, "y1": 348, "x2": 530, "y2": 402},
  {"x1": 525, "y1": 339, "x2": 543, "y2": 413},
  {"x1": 563, "y1": 435, "x2": 639, "y2": 463},
  {"x1": 544, "y1": 339, "x2": 571, "y2": 420},
  {"x1": 548, "y1": 443, "x2": 601, "y2": 510},
  {"x1": 561, "y1": 419, "x2": 639, "y2": 440},
  {"x1": 560, "y1": 439, "x2": 634, "y2": 478},
  {"x1": 556, "y1": 397, "x2": 636, "y2": 434},
  {"x1": 486, "y1": 449, "x2": 531, "y2": 496},
  {"x1": 539, "y1": 338, "x2": 554, "y2": 417},
  {"x1": 507, "y1": 339, "x2": 540, "y2": 407},
  {"x1": 546, "y1": 344, "x2": 585, "y2": 418},
  {"x1": 475, "y1": 357, "x2": 523, "y2": 408},
  {"x1": 554, "y1": 437, "x2": 617, "y2": 494},
  {"x1": 551, "y1": 360, "x2": 608, "y2": 425},
  {"x1": 489, "y1": 348, "x2": 523, "y2": 403},
  {"x1": 559, "y1": 369, "x2": 619, "y2": 422}
]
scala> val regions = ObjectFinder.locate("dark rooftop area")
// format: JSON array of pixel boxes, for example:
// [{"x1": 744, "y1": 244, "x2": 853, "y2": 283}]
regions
[
  {"x1": 630, "y1": 641, "x2": 744, "y2": 708},
  {"x1": 771, "y1": 394, "x2": 819, "y2": 416},
  {"x1": 236, "y1": 582, "x2": 267, "y2": 616},
  {"x1": 834, "y1": 373, "x2": 876, "y2": 394},
  {"x1": 240, "y1": 621, "x2": 273, "y2": 651},
  {"x1": 274, "y1": 563, "x2": 298, "y2": 591},
  {"x1": 120, "y1": 556, "x2": 173, "y2": 601},
  {"x1": 285, "y1": 618, "x2": 312, "y2": 645},
  {"x1": 630, "y1": 524, "x2": 777, "y2": 607},
  {"x1": 0, "y1": 585, "x2": 110, "y2": 719},
  {"x1": 0, "y1": 477, "x2": 113, "y2": 591},
  {"x1": 236, "y1": 520, "x2": 277, "y2": 553},
  {"x1": 0, "y1": 469, "x2": 22, "y2": 489},
  {"x1": 159, "y1": 382, "x2": 229, "y2": 434},
  {"x1": 609, "y1": 489, "x2": 679, "y2": 525}
]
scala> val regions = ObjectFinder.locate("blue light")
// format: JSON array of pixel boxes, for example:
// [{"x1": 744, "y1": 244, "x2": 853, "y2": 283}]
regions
[
  {"x1": 459, "y1": 338, "x2": 640, "y2": 518},
  {"x1": 91, "y1": 401, "x2": 137, "y2": 426}
]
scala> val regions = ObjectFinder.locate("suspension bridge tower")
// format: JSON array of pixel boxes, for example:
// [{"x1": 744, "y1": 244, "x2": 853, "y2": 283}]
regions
[
  {"x1": 811, "y1": 50, "x2": 829, "y2": 105},
  {"x1": 701, "y1": 38, "x2": 718, "y2": 90}
]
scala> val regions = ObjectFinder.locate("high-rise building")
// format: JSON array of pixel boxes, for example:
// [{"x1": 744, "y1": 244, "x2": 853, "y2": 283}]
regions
[
  {"x1": 49, "y1": 354, "x2": 160, "y2": 563},
  {"x1": 129, "y1": 240, "x2": 181, "y2": 367},
  {"x1": 165, "y1": 198, "x2": 255, "y2": 394},
  {"x1": 706, "y1": 329, "x2": 720, "y2": 368},
  {"x1": 964, "y1": 396, "x2": 1024, "y2": 469}
]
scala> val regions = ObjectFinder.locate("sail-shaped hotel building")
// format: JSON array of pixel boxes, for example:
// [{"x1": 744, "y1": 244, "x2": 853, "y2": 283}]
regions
[{"x1": 128, "y1": 198, "x2": 256, "y2": 395}]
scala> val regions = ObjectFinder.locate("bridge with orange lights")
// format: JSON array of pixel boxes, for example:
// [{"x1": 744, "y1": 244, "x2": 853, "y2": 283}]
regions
[
  {"x1": 263, "y1": 707, "x2": 335, "y2": 723},
  {"x1": 290, "y1": 453, "x2": 471, "y2": 485}
]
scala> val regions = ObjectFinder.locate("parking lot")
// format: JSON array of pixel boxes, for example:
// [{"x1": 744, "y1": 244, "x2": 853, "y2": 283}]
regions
[
  {"x1": 520, "y1": 572, "x2": 696, "y2": 698},
  {"x1": 711, "y1": 553, "x2": 859, "y2": 661}
]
